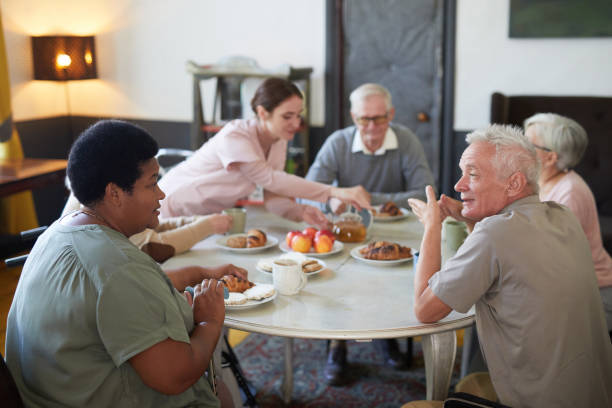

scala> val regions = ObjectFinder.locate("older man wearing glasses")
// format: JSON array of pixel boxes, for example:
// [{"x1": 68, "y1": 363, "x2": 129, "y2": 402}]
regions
[
  {"x1": 304, "y1": 83, "x2": 435, "y2": 385},
  {"x1": 306, "y1": 83, "x2": 434, "y2": 214}
]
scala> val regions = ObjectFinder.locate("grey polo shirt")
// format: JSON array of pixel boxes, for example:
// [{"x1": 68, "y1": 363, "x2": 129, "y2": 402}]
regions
[{"x1": 430, "y1": 195, "x2": 612, "y2": 408}]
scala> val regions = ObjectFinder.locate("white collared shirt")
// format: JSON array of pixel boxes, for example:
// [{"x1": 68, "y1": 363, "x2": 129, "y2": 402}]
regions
[{"x1": 351, "y1": 127, "x2": 398, "y2": 155}]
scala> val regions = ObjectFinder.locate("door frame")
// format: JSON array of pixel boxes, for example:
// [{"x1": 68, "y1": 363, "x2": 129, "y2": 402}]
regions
[{"x1": 324, "y1": 0, "x2": 457, "y2": 196}]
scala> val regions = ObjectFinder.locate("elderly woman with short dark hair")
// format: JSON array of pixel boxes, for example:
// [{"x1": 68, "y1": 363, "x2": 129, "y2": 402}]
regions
[
  {"x1": 6, "y1": 120, "x2": 244, "y2": 407},
  {"x1": 525, "y1": 113, "x2": 612, "y2": 331}
]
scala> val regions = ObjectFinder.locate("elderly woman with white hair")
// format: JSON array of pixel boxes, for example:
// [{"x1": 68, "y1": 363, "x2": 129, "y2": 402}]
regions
[{"x1": 525, "y1": 113, "x2": 612, "y2": 331}]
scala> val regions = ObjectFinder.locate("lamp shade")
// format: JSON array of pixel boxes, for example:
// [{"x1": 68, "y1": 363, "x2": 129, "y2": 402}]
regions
[{"x1": 31, "y1": 36, "x2": 97, "y2": 81}]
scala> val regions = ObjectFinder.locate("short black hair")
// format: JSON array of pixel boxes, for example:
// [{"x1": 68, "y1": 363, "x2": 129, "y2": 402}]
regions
[{"x1": 67, "y1": 120, "x2": 158, "y2": 206}]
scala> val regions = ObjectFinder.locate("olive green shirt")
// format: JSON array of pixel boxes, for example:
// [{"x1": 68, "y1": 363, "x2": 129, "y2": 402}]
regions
[{"x1": 5, "y1": 222, "x2": 219, "y2": 407}]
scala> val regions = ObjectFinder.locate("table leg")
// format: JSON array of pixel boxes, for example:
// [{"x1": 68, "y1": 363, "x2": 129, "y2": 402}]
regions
[
  {"x1": 422, "y1": 330, "x2": 457, "y2": 401},
  {"x1": 281, "y1": 337, "x2": 294, "y2": 404}
]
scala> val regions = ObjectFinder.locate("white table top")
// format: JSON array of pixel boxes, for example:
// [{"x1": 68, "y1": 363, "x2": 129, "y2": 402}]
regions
[{"x1": 162, "y1": 207, "x2": 474, "y2": 340}]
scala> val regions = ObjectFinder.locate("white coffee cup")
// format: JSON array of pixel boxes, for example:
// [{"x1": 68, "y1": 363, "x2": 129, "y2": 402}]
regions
[{"x1": 272, "y1": 259, "x2": 306, "y2": 296}]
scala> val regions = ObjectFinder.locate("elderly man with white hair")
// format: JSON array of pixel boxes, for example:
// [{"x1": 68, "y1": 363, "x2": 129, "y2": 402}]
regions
[
  {"x1": 304, "y1": 83, "x2": 435, "y2": 385},
  {"x1": 408, "y1": 124, "x2": 612, "y2": 408},
  {"x1": 306, "y1": 83, "x2": 434, "y2": 212},
  {"x1": 524, "y1": 113, "x2": 612, "y2": 333}
]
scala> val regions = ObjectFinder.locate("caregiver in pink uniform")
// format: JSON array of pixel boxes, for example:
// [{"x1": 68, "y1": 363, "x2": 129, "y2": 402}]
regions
[{"x1": 159, "y1": 78, "x2": 370, "y2": 229}]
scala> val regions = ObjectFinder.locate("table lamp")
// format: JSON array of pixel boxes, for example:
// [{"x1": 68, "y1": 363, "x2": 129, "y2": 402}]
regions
[
  {"x1": 31, "y1": 35, "x2": 97, "y2": 81},
  {"x1": 31, "y1": 35, "x2": 97, "y2": 137}
]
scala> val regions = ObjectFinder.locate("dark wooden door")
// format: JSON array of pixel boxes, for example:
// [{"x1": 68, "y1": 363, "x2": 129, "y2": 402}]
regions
[{"x1": 327, "y1": 0, "x2": 444, "y2": 184}]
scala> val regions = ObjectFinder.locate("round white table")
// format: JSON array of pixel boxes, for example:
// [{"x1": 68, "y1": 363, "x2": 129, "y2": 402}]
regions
[{"x1": 163, "y1": 207, "x2": 474, "y2": 403}]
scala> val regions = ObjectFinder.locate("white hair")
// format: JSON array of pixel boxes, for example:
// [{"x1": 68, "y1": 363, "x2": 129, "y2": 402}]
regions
[
  {"x1": 523, "y1": 113, "x2": 587, "y2": 171},
  {"x1": 349, "y1": 83, "x2": 392, "y2": 112},
  {"x1": 466, "y1": 124, "x2": 540, "y2": 193}
]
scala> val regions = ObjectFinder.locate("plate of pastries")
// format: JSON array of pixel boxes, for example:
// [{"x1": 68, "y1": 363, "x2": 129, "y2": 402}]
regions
[
  {"x1": 256, "y1": 252, "x2": 328, "y2": 277},
  {"x1": 220, "y1": 275, "x2": 276, "y2": 310},
  {"x1": 372, "y1": 202, "x2": 410, "y2": 222},
  {"x1": 350, "y1": 241, "x2": 414, "y2": 266},
  {"x1": 216, "y1": 229, "x2": 278, "y2": 253}
]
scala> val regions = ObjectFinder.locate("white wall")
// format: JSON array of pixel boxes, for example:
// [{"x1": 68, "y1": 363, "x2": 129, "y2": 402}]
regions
[
  {"x1": 2, "y1": 0, "x2": 327, "y2": 124},
  {"x1": 4, "y1": 0, "x2": 612, "y2": 131},
  {"x1": 455, "y1": 0, "x2": 612, "y2": 130}
]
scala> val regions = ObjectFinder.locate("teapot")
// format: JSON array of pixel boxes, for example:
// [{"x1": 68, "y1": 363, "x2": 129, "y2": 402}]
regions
[{"x1": 332, "y1": 208, "x2": 372, "y2": 243}]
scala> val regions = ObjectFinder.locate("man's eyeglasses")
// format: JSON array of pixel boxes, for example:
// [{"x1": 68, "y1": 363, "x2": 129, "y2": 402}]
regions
[
  {"x1": 355, "y1": 114, "x2": 389, "y2": 126},
  {"x1": 532, "y1": 143, "x2": 552, "y2": 152}
]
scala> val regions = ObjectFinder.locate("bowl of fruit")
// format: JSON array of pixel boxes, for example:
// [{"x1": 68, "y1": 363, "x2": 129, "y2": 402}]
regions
[{"x1": 279, "y1": 227, "x2": 344, "y2": 257}]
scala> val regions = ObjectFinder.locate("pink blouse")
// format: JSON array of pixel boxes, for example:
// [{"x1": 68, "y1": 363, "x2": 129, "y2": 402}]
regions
[
  {"x1": 159, "y1": 118, "x2": 331, "y2": 219},
  {"x1": 542, "y1": 170, "x2": 612, "y2": 288}
]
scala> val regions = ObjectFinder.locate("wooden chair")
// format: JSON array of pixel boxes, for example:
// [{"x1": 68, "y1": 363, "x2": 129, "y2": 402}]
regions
[{"x1": 401, "y1": 372, "x2": 499, "y2": 408}]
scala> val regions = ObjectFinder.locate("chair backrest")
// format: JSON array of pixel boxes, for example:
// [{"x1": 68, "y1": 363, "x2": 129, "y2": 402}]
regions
[
  {"x1": 491, "y1": 92, "x2": 612, "y2": 214},
  {"x1": 490, "y1": 92, "x2": 612, "y2": 252},
  {"x1": 155, "y1": 148, "x2": 194, "y2": 177},
  {"x1": 0, "y1": 352, "x2": 24, "y2": 407}
]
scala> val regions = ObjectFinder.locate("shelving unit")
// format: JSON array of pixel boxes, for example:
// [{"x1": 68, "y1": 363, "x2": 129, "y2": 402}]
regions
[{"x1": 187, "y1": 60, "x2": 313, "y2": 176}]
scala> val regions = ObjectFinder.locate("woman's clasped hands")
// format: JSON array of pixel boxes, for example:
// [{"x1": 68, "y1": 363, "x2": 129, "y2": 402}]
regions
[{"x1": 183, "y1": 279, "x2": 226, "y2": 327}]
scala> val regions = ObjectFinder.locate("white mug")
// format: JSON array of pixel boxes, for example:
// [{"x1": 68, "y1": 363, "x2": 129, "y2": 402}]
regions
[{"x1": 272, "y1": 259, "x2": 306, "y2": 296}]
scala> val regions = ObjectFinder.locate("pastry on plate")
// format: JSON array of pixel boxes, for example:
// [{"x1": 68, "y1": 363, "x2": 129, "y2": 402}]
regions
[
  {"x1": 302, "y1": 259, "x2": 323, "y2": 273},
  {"x1": 258, "y1": 254, "x2": 323, "y2": 274},
  {"x1": 247, "y1": 229, "x2": 267, "y2": 248},
  {"x1": 220, "y1": 275, "x2": 255, "y2": 292},
  {"x1": 359, "y1": 241, "x2": 412, "y2": 260},
  {"x1": 224, "y1": 292, "x2": 248, "y2": 306},
  {"x1": 226, "y1": 235, "x2": 247, "y2": 248},
  {"x1": 256, "y1": 258, "x2": 274, "y2": 273},
  {"x1": 243, "y1": 284, "x2": 275, "y2": 300},
  {"x1": 373, "y1": 201, "x2": 401, "y2": 217}
]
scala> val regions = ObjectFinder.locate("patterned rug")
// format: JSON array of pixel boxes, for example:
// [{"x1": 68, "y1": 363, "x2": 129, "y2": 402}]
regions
[{"x1": 232, "y1": 333, "x2": 462, "y2": 407}]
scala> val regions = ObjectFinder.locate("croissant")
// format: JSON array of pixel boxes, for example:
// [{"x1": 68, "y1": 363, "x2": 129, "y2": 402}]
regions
[
  {"x1": 220, "y1": 275, "x2": 255, "y2": 293},
  {"x1": 247, "y1": 229, "x2": 267, "y2": 248},
  {"x1": 359, "y1": 241, "x2": 411, "y2": 260},
  {"x1": 381, "y1": 201, "x2": 401, "y2": 216}
]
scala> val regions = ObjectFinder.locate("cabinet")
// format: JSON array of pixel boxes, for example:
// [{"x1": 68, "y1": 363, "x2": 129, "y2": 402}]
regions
[{"x1": 187, "y1": 60, "x2": 312, "y2": 176}]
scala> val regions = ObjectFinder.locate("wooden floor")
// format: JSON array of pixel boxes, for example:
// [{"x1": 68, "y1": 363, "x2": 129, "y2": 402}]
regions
[{"x1": 0, "y1": 261, "x2": 22, "y2": 353}]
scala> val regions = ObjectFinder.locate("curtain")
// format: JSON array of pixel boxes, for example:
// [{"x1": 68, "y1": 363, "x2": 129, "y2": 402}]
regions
[{"x1": 0, "y1": 9, "x2": 38, "y2": 233}]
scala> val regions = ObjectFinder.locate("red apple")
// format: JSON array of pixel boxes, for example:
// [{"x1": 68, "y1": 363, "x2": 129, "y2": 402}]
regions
[
  {"x1": 286, "y1": 230, "x2": 301, "y2": 247},
  {"x1": 302, "y1": 227, "x2": 317, "y2": 241},
  {"x1": 314, "y1": 234, "x2": 333, "y2": 253},
  {"x1": 315, "y1": 229, "x2": 335, "y2": 243},
  {"x1": 291, "y1": 233, "x2": 312, "y2": 253}
]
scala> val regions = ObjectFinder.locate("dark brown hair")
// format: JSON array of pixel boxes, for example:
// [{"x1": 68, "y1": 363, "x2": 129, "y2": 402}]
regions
[{"x1": 250, "y1": 77, "x2": 302, "y2": 114}]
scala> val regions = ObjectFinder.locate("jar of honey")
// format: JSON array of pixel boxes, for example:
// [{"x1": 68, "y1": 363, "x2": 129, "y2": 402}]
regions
[{"x1": 332, "y1": 212, "x2": 367, "y2": 243}]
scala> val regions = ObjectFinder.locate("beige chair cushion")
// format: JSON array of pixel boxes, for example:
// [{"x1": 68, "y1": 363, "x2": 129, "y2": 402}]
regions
[{"x1": 454, "y1": 371, "x2": 498, "y2": 402}]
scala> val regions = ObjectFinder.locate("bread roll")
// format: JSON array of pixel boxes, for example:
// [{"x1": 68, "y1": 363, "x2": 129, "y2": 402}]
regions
[{"x1": 226, "y1": 235, "x2": 247, "y2": 248}]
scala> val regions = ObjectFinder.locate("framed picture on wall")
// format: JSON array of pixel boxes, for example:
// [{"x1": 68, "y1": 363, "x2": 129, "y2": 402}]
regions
[{"x1": 509, "y1": 0, "x2": 612, "y2": 38}]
